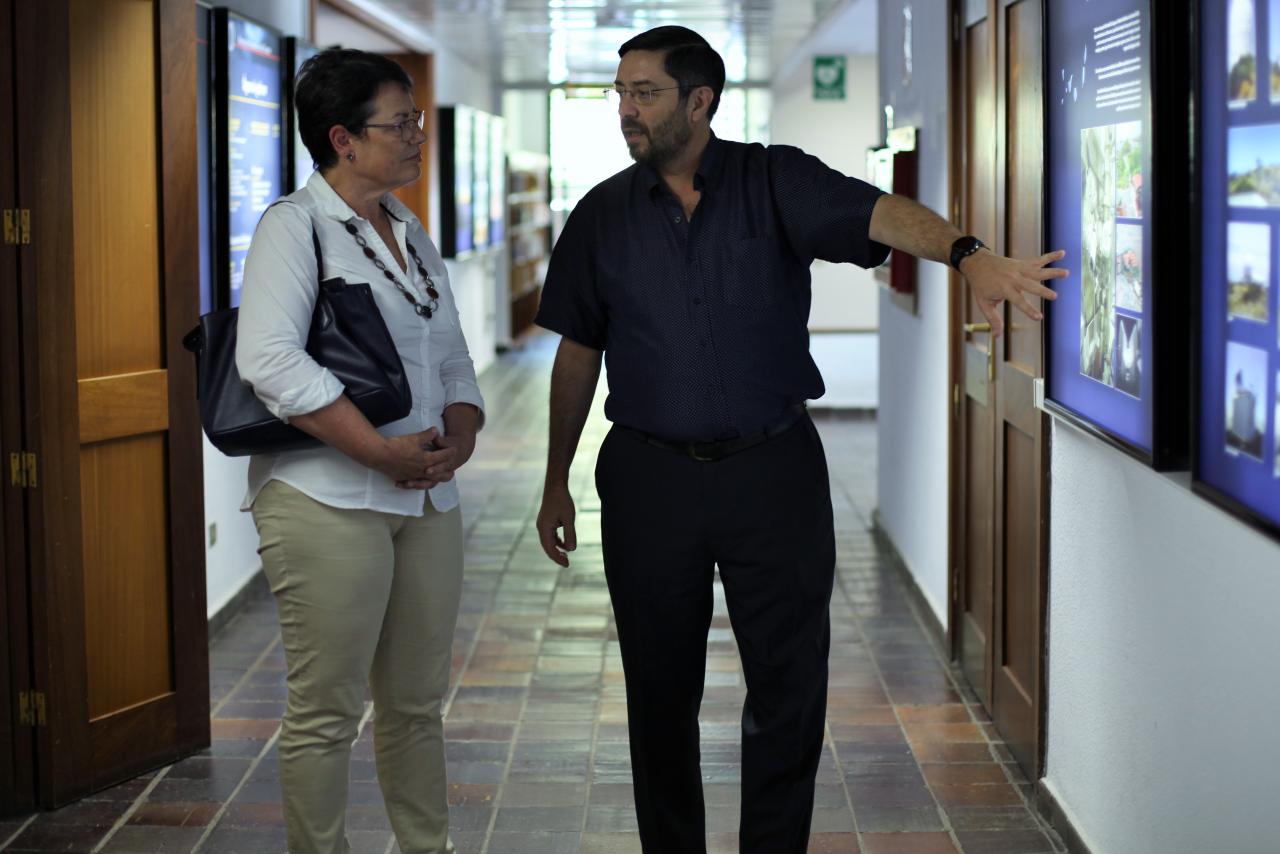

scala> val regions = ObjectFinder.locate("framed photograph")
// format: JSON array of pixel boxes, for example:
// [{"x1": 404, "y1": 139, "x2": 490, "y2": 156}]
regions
[
  {"x1": 1044, "y1": 0, "x2": 1191, "y2": 468},
  {"x1": 212, "y1": 8, "x2": 285, "y2": 310},
  {"x1": 1194, "y1": 0, "x2": 1280, "y2": 540}
]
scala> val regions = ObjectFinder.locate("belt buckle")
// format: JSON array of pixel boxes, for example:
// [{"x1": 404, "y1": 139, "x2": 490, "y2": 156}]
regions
[{"x1": 689, "y1": 442, "x2": 716, "y2": 462}]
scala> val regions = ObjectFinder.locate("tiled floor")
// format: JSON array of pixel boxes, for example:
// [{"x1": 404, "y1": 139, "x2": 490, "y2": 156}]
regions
[{"x1": 0, "y1": 332, "x2": 1064, "y2": 853}]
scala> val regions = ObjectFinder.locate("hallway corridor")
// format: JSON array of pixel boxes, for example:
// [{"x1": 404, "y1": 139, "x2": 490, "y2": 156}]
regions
[{"x1": 0, "y1": 333, "x2": 1064, "y2": 854}]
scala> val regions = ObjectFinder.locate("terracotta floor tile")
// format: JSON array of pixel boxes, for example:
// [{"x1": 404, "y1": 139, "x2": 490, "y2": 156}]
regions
[
  {"x1": 860, "y1": 831, "x2": 959, "y2": 854},
  {"x1": 808, "y1": 832, "x2": 860, "y2": 853},
  {"x1": 911, "y1": 742, "x2": 996, "y2": 763},
  {"x1": 921, "y1": 763, "x2": 1009, "y2": 787},
  {"x1": 930, "y1": 782, "x2": 1023, "y2": 808},
  {"x1": 897, "y1": 704, "x2": 972, "y2": 724},
  {"x1": 579, "y1": 832, "x2": 645, "y2": 853}
]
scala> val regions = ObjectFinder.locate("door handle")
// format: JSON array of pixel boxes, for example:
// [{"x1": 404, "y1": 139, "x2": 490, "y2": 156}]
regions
[{"x1": 963, "y1": 323, "x2": 995, "y2": 381}]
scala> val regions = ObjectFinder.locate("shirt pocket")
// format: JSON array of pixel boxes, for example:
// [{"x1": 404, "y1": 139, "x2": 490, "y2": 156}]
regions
[{"x1": 718, "y1": 236, "x2": 781, "y2": 307}]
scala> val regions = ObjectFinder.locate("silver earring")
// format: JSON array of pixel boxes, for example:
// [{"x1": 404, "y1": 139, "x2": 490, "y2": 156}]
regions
[{"x1": 346, "y1": 152, "x2": 355, "y2": 162}]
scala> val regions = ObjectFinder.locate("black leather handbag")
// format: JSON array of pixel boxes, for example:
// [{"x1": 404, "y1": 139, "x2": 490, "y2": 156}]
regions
[{"x1": 183, "y1": 221, "x2": 412, "y2": 457}]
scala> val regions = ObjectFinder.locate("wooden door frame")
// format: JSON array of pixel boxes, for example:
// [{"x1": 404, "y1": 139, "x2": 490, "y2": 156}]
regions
[
  {"x1": 946, "y1": 0, "x2": 1052, "y2": 778},
  {"x1": 15, "y1": 0, "x2": 207, "y2": 805},
  {"x1": 1, "y1": 0, "x2": 38, "y2": 817}
]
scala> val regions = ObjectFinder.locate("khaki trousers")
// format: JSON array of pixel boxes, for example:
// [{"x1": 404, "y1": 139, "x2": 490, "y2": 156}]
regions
[{"x1": 252, "y1": 480, "x2": 463, "y2": 854}]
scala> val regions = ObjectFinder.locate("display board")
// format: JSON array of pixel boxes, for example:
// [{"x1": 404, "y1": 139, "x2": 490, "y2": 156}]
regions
[
  {"x1": 1045, "y1": 1, "x2": 1190, "y2": 466},
  {"x1": 1195, "y1": 0, "x2": 1280, "y2": 537},
  {"x1": 213, "y1": 8, "x2": 284, "y2": 309},
  {"x1": 472, "y1": 111, "x2": 491, "y2": 249},
  {"x1": 489, "y1": 116, "x2": 507, "y2": 245},
  {"x1": 285, "y1": 37, "x2": 319, "y2": 193},
  {"x1": 197, "y1": 6, "x2": 214, "y2": 316},
  {"x1": 1046, "y1": 1, "x2": 1155, "y2": 452}
]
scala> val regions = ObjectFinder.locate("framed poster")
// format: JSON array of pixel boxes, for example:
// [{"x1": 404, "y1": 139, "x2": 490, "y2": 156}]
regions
[
  {"x1": 284, "y1": 37, "x2": 319, "y2": 193},
  {"x1": 212, "y1": 8, "x2": 285, "y2": 309},
  {"x1": 197, "y1": 5, "x2": 214, "y2": 316},
  {"x1": 472, "y1": 111, "x2": 491, "y2": 249},
  {"x1": 1044, "y1": 0, "x2": 1191, "y2": 467},
  {"x1": 437, "y1": 105, "x2": 476, "y2": 257},
  {"x1": 1194, "y1": 0, "x2": 1280, "y2": 538},
  {"x1": 490, "y1": 115, "x2": 507, "y2": 245}
]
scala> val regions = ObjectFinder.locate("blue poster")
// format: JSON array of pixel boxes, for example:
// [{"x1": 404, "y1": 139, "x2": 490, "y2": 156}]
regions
[
  {"x1": 473, "y1": 111, "x2": 491, "y2": 249},
  {"x1": 1198, "y1": 0, "x2": 1280, "y2": 530},
  {"x1": 1046, "y1": 2, "x2": 1153, "y2": 451},
  {"x1": 197, "y1": 9, "x2": 212, "y2": 316},
  {"x1": 291, "y1": 42, "x2": 319, "y2": 192},
  {"x1": 454, "y1": 106, "x2": 475, "y2": 255},
  {"x1": 490, "y1": 116, "x2": 506, "y2": 244},
  {"x1": 226, "y1": 17, "x2": 282, "y2": 308}
]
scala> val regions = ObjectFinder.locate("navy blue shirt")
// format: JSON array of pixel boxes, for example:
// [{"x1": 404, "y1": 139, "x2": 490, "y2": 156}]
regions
[{"x1": 535, "y1": 135, "x2": 889, "y2": 441}]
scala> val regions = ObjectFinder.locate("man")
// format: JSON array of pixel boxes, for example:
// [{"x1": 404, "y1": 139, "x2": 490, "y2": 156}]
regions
[{"x1": 534, "y1": 26, "x2": 1066, "y2": 853}]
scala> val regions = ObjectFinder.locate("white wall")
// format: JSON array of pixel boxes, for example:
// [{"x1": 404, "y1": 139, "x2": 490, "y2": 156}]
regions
[
  {"x1": 770, "y1": 41, "x2": 881, "y2": 409},
  {"x1": 1044, "y1": 421, "x2": 1280, "y2": 853},
  {"x1": 875, "y1": 0, "x2": 951, "y2": 622}
]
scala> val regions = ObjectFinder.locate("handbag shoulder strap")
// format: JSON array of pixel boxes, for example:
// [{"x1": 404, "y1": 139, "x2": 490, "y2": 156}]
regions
[
  {"x1": 311, "y1": 224, "x2": 324, "y2": 283},
  {"x1": 267, "y1": 198, "x2": 325, "y2": 285}
]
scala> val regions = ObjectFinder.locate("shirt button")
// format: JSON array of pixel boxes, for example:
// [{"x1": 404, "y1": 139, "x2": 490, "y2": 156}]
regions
[{"x1": 675, "y1": 216, "x2": 682, "y2": 223}]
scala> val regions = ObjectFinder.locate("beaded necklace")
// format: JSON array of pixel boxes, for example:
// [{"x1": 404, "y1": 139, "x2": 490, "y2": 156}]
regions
[{"x1": 343, "y1": 213, "x2": 440, "y2": 320}]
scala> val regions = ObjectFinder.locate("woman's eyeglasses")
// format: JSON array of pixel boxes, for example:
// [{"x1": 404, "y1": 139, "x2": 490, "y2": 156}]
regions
[{"x1": 363, "y1": 109, "x2": 426, "y2": 140}]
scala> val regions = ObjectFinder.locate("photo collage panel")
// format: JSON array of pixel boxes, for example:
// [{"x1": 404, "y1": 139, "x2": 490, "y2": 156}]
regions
[
  {"x1": 1080, "y1": 120, "x2": 1146, "y2": 399},
  {"x1": 1223, "y1": 0, "x2": 1280, "y2": 472}
]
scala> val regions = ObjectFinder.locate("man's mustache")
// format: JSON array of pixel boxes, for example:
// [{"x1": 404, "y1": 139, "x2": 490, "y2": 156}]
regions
[{"x1": 621, "y1": 121, "x2": 648, "y2": 135}]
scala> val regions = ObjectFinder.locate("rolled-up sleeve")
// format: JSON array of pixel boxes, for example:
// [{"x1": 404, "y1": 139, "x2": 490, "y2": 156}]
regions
[
  {"x1": 235, "y1": 202, "x2": 345, "y2": 422},
  {"x1": 768, "y1": 144, "x2": 890, "y2": 269},
  {"x1": 435, "y1": 288, "x2": 487, "y2": 431}
]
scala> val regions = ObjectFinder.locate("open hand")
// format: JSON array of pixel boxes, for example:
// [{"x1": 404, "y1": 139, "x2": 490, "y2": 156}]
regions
[{"x1": 961, "y1": 249, "x2": 1068, "y2": 336}]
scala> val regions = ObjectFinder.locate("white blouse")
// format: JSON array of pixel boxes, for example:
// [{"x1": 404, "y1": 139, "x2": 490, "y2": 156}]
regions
[{"x1": 235, "y1": 171, "x2": 485, "y2": 516}]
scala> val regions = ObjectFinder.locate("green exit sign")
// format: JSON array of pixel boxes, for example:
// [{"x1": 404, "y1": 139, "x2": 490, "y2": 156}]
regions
[{"x1": 813, "y1": 56, "x2": 846, "y2": 101}]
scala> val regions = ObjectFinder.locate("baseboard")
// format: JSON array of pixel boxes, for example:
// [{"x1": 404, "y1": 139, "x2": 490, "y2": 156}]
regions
[
  {"x1": 869, "y1": 509, "x2": 947, "y2": 657},
  {"x1": 1036, "y1": 779, "x2": 1095, "y2": 854},
  {"x1": 207, "y1": 569, "x2": 269, "y2": 641}
]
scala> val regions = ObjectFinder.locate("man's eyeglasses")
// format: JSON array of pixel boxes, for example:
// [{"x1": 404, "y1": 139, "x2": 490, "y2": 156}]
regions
[
  {"x1": 363, "y1": 109, "x2": 426, "y2": 140},
  {"x1": 603, "y1": 86, "x2": 686, "y2": 107}
]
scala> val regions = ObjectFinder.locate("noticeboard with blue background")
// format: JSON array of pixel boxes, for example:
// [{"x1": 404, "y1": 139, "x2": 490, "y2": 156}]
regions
[
  {"x1": 1045, "y1": 1, "x2": 1155, "y2": 455},
  {"x1": 1196, "y1": 0, "x2": 1280, "y2": 535}
]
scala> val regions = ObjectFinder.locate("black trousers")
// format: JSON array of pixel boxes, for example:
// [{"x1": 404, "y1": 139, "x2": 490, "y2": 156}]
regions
[{"x1": 594, "y1": 415, "x2": 836, "y2": 854}]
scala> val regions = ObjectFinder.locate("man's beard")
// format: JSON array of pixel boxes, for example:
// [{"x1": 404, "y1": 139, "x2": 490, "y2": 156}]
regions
[{"x1": 624, "y1": 106, "x2": 693, "y2": 169}]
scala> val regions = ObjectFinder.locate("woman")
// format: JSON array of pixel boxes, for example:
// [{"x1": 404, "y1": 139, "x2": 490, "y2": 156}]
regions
[{"x1": 236, "y1": 48, "x2": 483, "y2": 854}]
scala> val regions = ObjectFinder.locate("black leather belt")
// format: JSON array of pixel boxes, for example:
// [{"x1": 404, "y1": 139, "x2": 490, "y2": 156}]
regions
[{"x1": 619, "y1": 403, "x2": 807, "y2": 462}]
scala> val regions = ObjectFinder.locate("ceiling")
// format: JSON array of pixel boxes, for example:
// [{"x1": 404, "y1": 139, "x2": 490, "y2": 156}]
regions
[{"x1": 331, "y1": 0, "x2": 878, "y2": 85}]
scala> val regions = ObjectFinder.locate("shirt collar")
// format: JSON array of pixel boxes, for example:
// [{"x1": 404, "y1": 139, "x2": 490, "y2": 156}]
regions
[
  {"x1": 643, "y1": 132, "x2": 726, "y2": 197},
  {"x1": 306, "y1": 170, "x2": 419, "y2": 226}
]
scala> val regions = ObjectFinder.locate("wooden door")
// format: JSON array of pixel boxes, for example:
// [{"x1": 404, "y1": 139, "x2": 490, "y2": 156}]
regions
[
  {"x1": 1, "y1": 0, "x2": 38, "y2": 816},
  {"x1": 951, "y1": 0, "x2": 1049, "y2": 779},
  {"x1": 13, "y1": 0, "x2": 209, "y2": 806}
]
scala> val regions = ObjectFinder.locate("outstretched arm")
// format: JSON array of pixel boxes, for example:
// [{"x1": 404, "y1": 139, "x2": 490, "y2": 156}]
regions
[{"x1": 868, "y1": 193, "x2": 1068, "y2": 336}]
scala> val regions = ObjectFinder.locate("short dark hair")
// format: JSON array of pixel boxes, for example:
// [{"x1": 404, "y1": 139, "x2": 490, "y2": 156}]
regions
[
  {"x1": 294, "y1": 48, "x2": 413, "y2": 171},
  {"x1": 618, "y1": 26, "x2": 726, "y2": 120}
]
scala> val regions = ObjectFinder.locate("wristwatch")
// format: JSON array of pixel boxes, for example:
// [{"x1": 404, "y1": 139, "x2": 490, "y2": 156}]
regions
[{"x1": 949, "y1": 236, "x2": 986, "y2": 272}]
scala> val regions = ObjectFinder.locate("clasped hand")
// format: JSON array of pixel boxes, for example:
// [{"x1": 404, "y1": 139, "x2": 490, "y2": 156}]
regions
[{"x1": 379, "y1": 427, "x2": 474, "y2": 490}]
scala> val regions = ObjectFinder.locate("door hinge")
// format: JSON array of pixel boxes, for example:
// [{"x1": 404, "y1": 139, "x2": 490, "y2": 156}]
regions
[
  {"x1": 9, "y1": 451, "x2": 36, "y2": 488},
  {"x1": 3, "y1": 209, "x2": 30, "y2": 245},
  {"x1": 18, "y1": 690, "x2": 47, "y2": 727}
]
